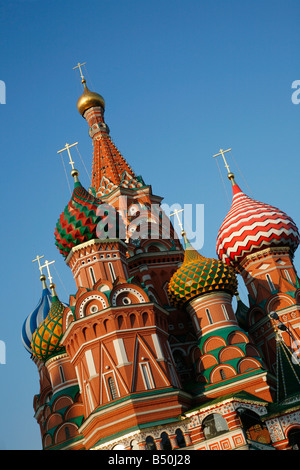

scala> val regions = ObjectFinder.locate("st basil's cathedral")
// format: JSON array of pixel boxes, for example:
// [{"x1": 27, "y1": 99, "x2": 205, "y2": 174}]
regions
[{"x1": 21, "y1": 69, "x2": 300, "y2": 450}]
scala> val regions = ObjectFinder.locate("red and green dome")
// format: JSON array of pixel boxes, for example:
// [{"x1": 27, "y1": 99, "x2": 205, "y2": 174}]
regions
[
  {"x1": 31, "y1": 290, "x2": 65, "y2": 362},
  {"x1": 55, "y1": 179, "x2": 120, "y2": 258},
  {"x1": 168, "y1": 235, "x2": 237, "y2": 307}
]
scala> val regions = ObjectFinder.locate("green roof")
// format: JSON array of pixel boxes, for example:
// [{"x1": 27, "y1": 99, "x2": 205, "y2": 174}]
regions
[
  {"x1": 185, "y1": 390, "x2": 270, "y2": 415},
  {"x1": 275, "y1": 338, "x2": 300, "y2": 403}
]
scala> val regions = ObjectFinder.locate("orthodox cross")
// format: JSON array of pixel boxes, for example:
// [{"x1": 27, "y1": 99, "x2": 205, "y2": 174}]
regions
[
  {"x1": 170, "y1": 208, "x2": 184, "y2": 233},
  {"x1": 213, "y1": 148, "x2": 232, "y2": 174},
  {"x1": 41, "y1": 260, "x2": 55, "y2": 284},
  {"x1": 73, "y1": 62, "x2": 86, "y2": 80},
  {"x1": 32, "y1": 254, "x2": 45, "y2": 275},
  {"x1": 57, "y1": 142, "x2": 79, "y2": 170}
]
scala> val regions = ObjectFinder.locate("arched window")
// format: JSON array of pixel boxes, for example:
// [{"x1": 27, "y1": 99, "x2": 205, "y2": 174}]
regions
[
  {"x1": 284, "y1": 269, "x2": 292, "y2": 283},
  {"x1": 237, "y1": 408, "x2": 271, "y2": 444},
  {"x1": 59, "y1": 365, "x2": 65, "y2": 383},
  {"x1": 108, "y1": 262, "x2": 116, "y2": 282},
  {"x1": 221, "y1": 304, "x2": 229, "y2": 320},
  {"x1": 266, "y1": 273, "x2": 275, "y2": 291},
  {"x1": 130, "y1": 313, "x2": 137, "y2": 328},
  {"x1": 161, "y1": 432, "x2": 172, "y2": 450},
  {"x1": 206, "y1": 308, "x2": 213, "y2": 324},
  {"x1": 117, "y1": 315, "x2": 124, "y2": 329},
  {"x1": 288, "y1": 428, "x2": 300, "y2": 450},
  {"x1": 112, "y1": 444, "x2": 126, "y2": 450},
  {"x1": 175, "y1": 428, "x2": 186, "y2": 448},
  {"x1": 108, "y1": 377, "x2": 118, "y2": 400},
  {"x1": 89, "y1": 267, "x2": 96, "y2": 285},
  {"x1": 145, "y1": 436, "x2": 157, "y2": 450},
  {"x1": 220, "y1": 368, "x2": 226, "y2": 380},
  {"x1": 202, "y1": 413, "x2": 229, "y2": 440},
  {"x1": 141, "y1": 363, "x2": 154, "y2": 390},
  {"x1": 142, "y1": 311, "x2": 149, "y2": 326},
  {"x1": 130, "y1": 439, "x2": 139, "y2": 450}
]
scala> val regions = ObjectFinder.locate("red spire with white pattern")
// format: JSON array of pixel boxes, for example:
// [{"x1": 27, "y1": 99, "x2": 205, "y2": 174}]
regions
[{"x1": 216, "y1": 177, "x2": 300, "y2": 268}]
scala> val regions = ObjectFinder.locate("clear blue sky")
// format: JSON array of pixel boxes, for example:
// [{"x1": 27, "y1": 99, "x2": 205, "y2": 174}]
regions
[{"x1": 0, "y1": 0, "x2": 299, "y2": 449}]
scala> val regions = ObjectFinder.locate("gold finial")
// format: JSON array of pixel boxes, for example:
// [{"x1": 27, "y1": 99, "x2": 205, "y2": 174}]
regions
[
  {"x1": 73, "y1": 62, "x2": 86, "y2": 82},
  {"x1": 213, "y1": 148, "x2": 236, "y2": 184},
  {"x1": 73, "y1": 61, "x2": 105, "y2": 115},
  {"x1": 39, "y1": 274, "x2": 47, "y2": 289},
  {"x1": 49, "y1": 282, "x2": 57, "y2": 296},
  {"x1": 170, "y1": 208, "x2": 184, "y2": 234},
  {"x1": 57, "y1": 142, "x2": 79, "y2": 181}
]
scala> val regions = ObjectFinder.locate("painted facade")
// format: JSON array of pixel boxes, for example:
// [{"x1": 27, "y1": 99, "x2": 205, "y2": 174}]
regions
[{"x1": 22, "y1": 75, "x2": 300, "y2": 450}]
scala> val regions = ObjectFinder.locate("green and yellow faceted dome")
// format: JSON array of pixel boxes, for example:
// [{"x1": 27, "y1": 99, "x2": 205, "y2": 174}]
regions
[
  {"x1": 31, "y1": 287, "x2": 66, "y2": 362},
  {"x1": 168, "y1": 234, "x2": 238, "y2": 307}
]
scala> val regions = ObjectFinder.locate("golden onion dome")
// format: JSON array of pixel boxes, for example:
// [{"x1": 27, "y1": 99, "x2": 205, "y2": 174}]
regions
[{"x1": 77, "y1": 79, "x2": 105, "y2": 116}]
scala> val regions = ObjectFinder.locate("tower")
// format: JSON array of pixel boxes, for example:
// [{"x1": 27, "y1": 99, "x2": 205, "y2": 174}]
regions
[
  {"x1": 24, "y1": 70, "x2": 194, "y2": 450},
  {"x1": 22, "y1": 260, "x2": 85, "y2": 449},
  {"x1": 168, "y1": 232, "x2": 273, "y2": 403},
  {"x1": 22, "y1": 71, "x2": 300, "y2": 451},
  {"x1": 216, "y1": 170, "x2": 300, "y2": 377}
]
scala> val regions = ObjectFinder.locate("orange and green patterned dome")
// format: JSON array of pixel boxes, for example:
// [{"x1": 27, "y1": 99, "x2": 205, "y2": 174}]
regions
[
  {"x1": 168, "y1": 234, "x2": 238, "y2": 307},
  {"x1": 31, "y1": 287, "x2": 66, "y2": 362}
]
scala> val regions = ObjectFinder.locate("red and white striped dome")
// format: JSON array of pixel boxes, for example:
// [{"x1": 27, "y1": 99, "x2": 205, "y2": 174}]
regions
[{"x1": 216, "y1": 182, "x2": 300, "y2": 267}]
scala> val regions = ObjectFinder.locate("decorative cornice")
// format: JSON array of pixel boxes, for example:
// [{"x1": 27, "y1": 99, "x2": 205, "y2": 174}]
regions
[
  {"x1": 65, "y1": 238, "x2": 127, "y2": 265},
  {"x1": 238, "y1": 246, "x2": 291, "y2": 270},
  {"x1": 45, "y1": 351, "x2": 69, "y2": 366}
]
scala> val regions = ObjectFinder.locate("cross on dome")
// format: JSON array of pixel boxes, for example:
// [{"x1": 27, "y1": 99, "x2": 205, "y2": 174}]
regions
[
  {"x1": 41, "y1": 259, "x2": 55, "y2": 285},
  {"x1": 213, "y1": 148, "x2": 231, "y2": 172},
  {"x1": 73, "y1": 62, "x2": 86, "y2": 81},
  {"x1": 32, "y1": 254, "x2": 45, "y2": 275},
  {"x1": 57, "y1": 142, "x2": 79, "y2": 171},
  {"x1": 213, "y1": 147, "x2": 236, "y2": 184},
  {"x1": 170, "y1": 208, "x2": 184, "y2": 234}
]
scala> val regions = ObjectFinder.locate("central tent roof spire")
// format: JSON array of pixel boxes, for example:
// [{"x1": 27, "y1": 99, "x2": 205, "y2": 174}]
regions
[{"x1": 73, "y1": 61, "x2": 142, "y2": 197}]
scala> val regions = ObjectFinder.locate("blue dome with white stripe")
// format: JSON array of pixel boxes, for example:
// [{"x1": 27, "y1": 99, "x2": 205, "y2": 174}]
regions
[{"x1": 21, "y1": 278, "x2": 52, "y2": 354}]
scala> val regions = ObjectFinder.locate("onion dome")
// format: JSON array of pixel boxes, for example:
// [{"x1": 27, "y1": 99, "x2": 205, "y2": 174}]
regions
[
  {"x1": 216, "y1": 177, "x2": 300, "y2": 268},
  {"x1": 55, "y1": 173, "x2": 102, "y2": 258},
  {"x1": 77, "y1": 79, "x2": 105, "y2": 116},
  {"x1": 31, "y1": 284, "x2": 65, "y2": 362},
  {"x1": 55, "y1": 170, "x2": 125, "y2": 258},
  {"x1": 21, "y1": 275, "x2": 52, "y2": 354},
  {"x1": 168, "y1": 233, "x2": 237, "y2": 307}
]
